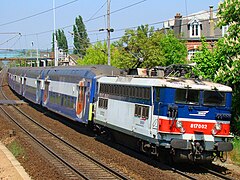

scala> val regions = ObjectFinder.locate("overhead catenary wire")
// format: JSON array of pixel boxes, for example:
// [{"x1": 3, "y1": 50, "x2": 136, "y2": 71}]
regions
[
  {"x1": 86, "y1": 1, "x2": 108, "y2": 22},
  {"x1": 0, "y1": 0, "x2": 79, "y2": 27},
  {"x1": 0, "y1": 34, "x2": 22, "y2": 46},
  {"x1": 22, "y1": 0, "x2": 149, "y2": 37}
]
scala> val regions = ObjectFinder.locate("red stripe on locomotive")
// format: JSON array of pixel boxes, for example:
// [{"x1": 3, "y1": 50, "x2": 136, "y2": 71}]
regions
[{"x1": 158, "y1": 118, "x2": 230, "y2": 136}]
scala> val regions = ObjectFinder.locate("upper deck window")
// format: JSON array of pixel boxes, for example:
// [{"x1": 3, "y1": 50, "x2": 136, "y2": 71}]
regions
[
  {"x1": 175, "y1": 89, "x2": 199, "y2": 105},
  {"x1": 203, "y1": 91, "x2": 226, "y2": 106}
]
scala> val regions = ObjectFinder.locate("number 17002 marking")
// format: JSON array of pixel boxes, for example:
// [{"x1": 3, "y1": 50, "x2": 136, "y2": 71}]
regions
[{"x1": 190, "y1": 124, "x2": 208, "y2": 129}]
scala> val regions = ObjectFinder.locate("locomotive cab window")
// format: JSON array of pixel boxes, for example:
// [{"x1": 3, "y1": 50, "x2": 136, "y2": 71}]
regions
[
  {"x1": 175, "y1": 89, "x2": 199, "y2": 105},
  {"x1": 203, "y1": 91, "x2": 226, "y2": 106}
]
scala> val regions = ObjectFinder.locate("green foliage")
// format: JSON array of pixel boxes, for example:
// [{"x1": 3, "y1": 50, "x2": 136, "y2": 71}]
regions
[
  {"x1": 192, "y1": 37, "x2": 219, "y2": 80},
  {"x1": 114, "y1": 25, "x2": 187, "y2": 69},
  {"x1": 159, "y1": 32, "x2": 187, "y2": 66},
  {"x1": 193, "y1": 0, "x2": 240, "y2": 134},
  {"x1": 78, "y1": 25, "x2": 187, "y2": 69},
  {"x1": 78, "y1": 42, "x2": 107, "y2": 65},
  {"x1": 52, "y1": 30, "x2": 68, "y2": 53},
  {"x1": 57, "y1": 30, "x2": 68, "y2": 53},
  {"x1": 78, "y1": 41, "x2": 120, "y2": 67},
  {"x1": 230, "y1": 137, "x2": 240, "y2": 165},
  {"x1": 217, "y1": 0, "x2": 240, "y2": 134},
  {"x1": 73, "y1": 16, "x2": 90, "y2": 58},
  {"x1": 8, "y1": 140, "x2": 25, "y2": 158}
]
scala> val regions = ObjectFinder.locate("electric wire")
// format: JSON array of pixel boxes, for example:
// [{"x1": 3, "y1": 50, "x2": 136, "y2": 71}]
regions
[
  {"x1": 22, "y1": 0, "x2": 148, "y2": 37},
  {"x1": 0, "y1": 0, "x2": 79, "y2": 27},
  {"x1": 0, "y1": 34, "x2": 21, "y2": 46},
  {"x1": 86, "y1": 1, "x2": 108, "y2": 22}
]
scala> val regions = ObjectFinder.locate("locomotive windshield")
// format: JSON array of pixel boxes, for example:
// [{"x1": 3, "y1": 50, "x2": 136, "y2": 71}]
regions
[
  {"x1": 175, "y1": 89, "x2": 199, "y2": 105},
  {"x1": 203, "y1": 90, "x2": 226, "y2": 106}
]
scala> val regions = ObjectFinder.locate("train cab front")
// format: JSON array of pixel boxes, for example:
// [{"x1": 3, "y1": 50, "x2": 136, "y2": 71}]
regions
[{"x1": 154, "y1": 83, "x2": 234, "y2": 163}]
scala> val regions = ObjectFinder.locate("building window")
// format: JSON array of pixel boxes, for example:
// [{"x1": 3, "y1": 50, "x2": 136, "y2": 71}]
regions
[
  {"x1": 187, "y1": 49, "x2": 199, "y2": 60},
  {"x1": 222, "y1": 25, "x2": 229, "y2": 37},
  {"x1": 188, "y1": 18, "x2": 201, "y2": 38}
]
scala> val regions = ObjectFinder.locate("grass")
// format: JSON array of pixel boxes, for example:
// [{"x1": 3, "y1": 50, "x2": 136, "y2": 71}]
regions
[
  {"x1": 7, "y1": 140, "x2": 25, "y2": 158},
  {"x1": 229, "y1": 136, "x2": 240, "y2": 165}
]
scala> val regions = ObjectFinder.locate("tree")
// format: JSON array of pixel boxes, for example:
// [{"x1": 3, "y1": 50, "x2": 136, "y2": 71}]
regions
[
  {"x1": 216, "y1": 0, "x2": 240, "y2": 134},
  {"x1": 192, "y1": 37, "x2": 218, "y2": 80},
  {"x1": 159, "y1": 31, "x2": 187, "y2": 66},
  {"x1": 78, "y1": 42, "x2": 107, "y2": 65},
  {"x1": 114, "y1": 25, "x2": 187, "y2": 69},
  {"x1": 52, "y1": 30, "x2": 68, "y2": 53},
  {"x1": 192, "y1": 0, "x2": 240, "y2": 134},
  {"x1": 73, "y1": 16, "x2": 89, "y2": 58},
  {"x1": 57, "y1": 30, "x2": 68, "y2": 53},
  {"x1": 215, "y1": 0, "x2": 240, "y2": 85},
  {"x1": 78, "y1": 41, "x2": 120, "y2": 67}
]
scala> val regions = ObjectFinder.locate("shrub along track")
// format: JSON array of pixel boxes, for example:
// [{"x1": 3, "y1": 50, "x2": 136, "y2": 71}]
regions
[{"x1": 1, "y1": 68, "x2": 240, "y2": 180}]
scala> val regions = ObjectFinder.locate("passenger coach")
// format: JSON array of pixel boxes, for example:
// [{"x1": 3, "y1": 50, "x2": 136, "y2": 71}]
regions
[{"x1": 8, "y1": 65, "x2": 122, "y2": 124}]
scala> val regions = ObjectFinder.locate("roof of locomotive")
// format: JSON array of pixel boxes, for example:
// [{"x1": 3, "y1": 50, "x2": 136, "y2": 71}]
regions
[{"x1": 97, "y1": 76, "x2": 232, "y2": 92}]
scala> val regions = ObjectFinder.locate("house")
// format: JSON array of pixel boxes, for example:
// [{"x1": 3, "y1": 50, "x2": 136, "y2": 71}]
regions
[{"x1": 164, "y1": 6, "x2": 228, "y2": 60}]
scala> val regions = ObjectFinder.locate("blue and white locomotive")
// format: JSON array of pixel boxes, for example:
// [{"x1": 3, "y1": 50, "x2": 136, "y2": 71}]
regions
[{"x1": 8, "y1": 65, "x2": 233, "y2": 163}]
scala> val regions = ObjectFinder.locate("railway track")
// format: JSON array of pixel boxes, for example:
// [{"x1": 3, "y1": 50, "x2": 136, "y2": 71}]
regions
[
  {"x1": 166, "y1": 161, "x2": 235, "y2": 180},
  {"x1": 0, "y1": 69, "x2": 129, "y2": 180}
]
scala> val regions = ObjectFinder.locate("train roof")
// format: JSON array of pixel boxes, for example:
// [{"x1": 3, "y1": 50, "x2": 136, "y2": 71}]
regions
[
  {"x1": 97, "y1": 76, "x2": 232, "y2": 92},
  {"x1": 47, "y1": 65, "x2": 123, "y2": 76},
  {"x1": 9, "y1": 65, "x2": 123, "y2": 77}
]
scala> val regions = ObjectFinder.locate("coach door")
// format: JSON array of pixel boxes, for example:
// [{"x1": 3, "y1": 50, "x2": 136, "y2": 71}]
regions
[
  {"x1": 36, "y1": 80, "x2": 41, "y2": 103},
  {"x1": 43, "y1": 81, "x2": 50, "y2": 105},
  {"x1": 76, "y1": 80, "x2": 87, "y2": 120},
  {"x1": 22, "y1": 77, "x2": 27, "y2": 96},
  {"x1": 20, "y1": 76, "x2": 23, "y2": 95}
]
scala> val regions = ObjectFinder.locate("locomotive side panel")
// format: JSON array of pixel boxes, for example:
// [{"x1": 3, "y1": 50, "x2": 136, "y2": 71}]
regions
[{"x1": 95, "y1": 77, "x2": 158, "y2": 144}]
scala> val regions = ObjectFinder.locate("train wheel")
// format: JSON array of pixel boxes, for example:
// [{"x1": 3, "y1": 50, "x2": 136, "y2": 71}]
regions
[{"x1": 219, "y1": 152, "x2": 227, "y2": 163}]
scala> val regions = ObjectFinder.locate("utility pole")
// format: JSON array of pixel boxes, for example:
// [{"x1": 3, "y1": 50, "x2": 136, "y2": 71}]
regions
[
  {"x1": 53, "y1": 0, "x2": 58, "y2": 66},
  {"x1": 107, "y1": 0, "x2": 111, "y2": 66}
]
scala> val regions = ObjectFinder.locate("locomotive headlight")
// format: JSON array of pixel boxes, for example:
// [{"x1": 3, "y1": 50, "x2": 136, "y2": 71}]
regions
[
  {"x1": 215, "y1": 123, "x2": 222, "y2": 131},
  {"x1": 176, "y1": 120, "x2": 182, "y2": 128},
  {"x1": 212, "y1": 129, "x2": 217, "y2": 135},
  {"x1": 180, "y1": 127, "x2": 186, "y2": 133}
]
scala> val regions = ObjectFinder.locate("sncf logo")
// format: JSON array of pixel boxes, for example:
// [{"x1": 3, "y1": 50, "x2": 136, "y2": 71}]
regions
[{"x1": 190, "y1": 111, "x2": 209, "y2": 117}]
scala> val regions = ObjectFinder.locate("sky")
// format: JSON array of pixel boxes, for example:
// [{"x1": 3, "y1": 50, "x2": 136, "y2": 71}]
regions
[{"x1": 0, "y1": 0, "x2": 222, "y2": 51}]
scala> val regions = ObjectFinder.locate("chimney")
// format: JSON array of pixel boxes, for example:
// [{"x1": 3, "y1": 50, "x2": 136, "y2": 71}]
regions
[
  {"x1": 209, "y1": 5, "x2": 215, "y2": 37},
  {"x1": 174, "y1": 13, "x2": 182, "y2": 37}
]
